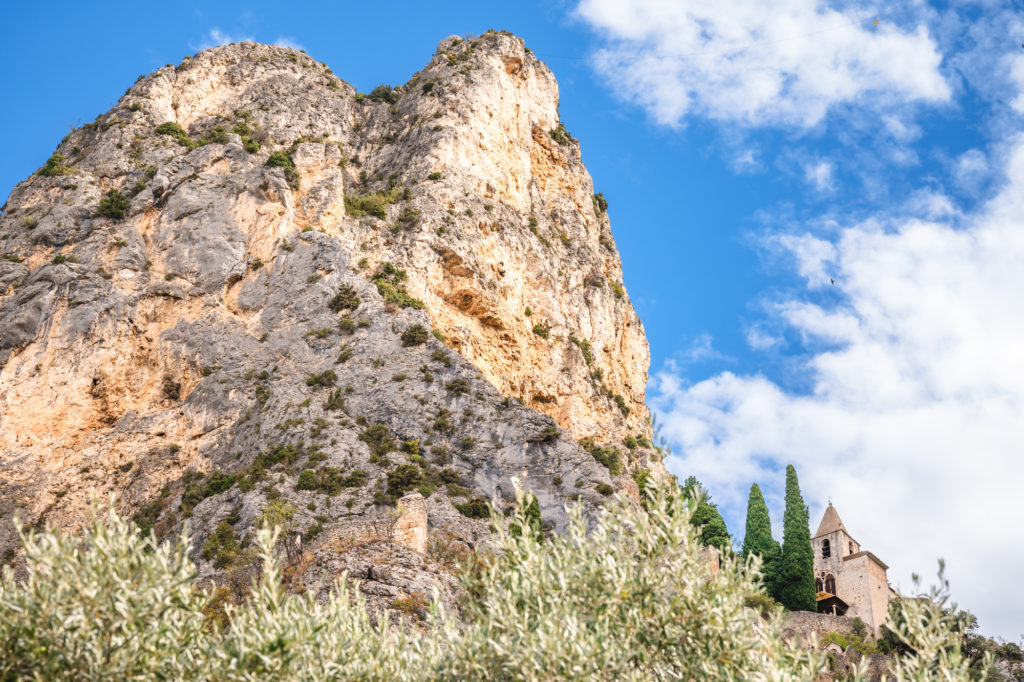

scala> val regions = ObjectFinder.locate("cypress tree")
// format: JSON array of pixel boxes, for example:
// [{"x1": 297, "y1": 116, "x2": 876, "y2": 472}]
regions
[
  {"x1": 778, "y1": 465, "x2": 817, "y2": 611},
  {"x1": 741, "y1": 483, "x2": 782, "y2": 599},
  {"x1": 682, "y1": 476, "x2": 732, "y2": 552}
]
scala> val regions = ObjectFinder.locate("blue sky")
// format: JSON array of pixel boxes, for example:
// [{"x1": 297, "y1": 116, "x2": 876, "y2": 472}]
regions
[{"x1": 3, "y1": 1, "x2": 1023, "y2": 638}]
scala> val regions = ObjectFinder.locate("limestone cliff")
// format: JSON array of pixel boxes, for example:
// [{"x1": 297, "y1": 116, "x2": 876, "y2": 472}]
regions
[{"x1": 0, "y1": 32, "x2": 664, "y2": 609}]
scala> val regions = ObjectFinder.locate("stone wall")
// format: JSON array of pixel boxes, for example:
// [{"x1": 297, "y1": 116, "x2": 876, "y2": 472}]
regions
[
  {"x1": 836, "y1": 554, "x2": 890, "y2": 631},
  {"x1": 393, "y1": 492, "x2": 428, "y2": 554},
  {"x1": 782, "y1": 611, "x2": 858, "y2": 646}
]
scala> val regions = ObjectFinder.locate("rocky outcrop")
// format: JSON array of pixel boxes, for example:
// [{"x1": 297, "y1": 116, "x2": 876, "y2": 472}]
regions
[{"x1": 0, "y1": 32, "x2": 664, "y2": 603}]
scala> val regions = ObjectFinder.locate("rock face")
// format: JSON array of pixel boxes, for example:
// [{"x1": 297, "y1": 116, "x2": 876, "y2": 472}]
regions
[{"x1": 0, "y1": 32, "x2": 664, "y2": 606}]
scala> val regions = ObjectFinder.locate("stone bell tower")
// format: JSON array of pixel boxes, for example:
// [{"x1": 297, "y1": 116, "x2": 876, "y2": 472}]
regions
[{"x1": 811, "y1": 503, "x2": 896, "y2": 632}]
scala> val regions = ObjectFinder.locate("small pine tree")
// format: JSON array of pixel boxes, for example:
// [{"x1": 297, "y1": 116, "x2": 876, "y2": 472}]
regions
[
  {"x1": 742, "y1": 483, "x2": 782, "y2": 599},
  {"x1": 682, "y1": 476, "x2": 731, "y2": 552},
  {"x1": 778, "y1": 465, "x2": 817, "y2": 611}
]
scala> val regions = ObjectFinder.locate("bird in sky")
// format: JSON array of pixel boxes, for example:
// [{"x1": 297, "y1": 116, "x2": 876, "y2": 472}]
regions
[{"x1": 830, "y1": 278, "x2": 835, "y2": 285}]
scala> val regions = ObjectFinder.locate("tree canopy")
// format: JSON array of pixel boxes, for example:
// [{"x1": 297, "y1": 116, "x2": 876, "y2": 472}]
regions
[
  {"x1": 682, "y1": 476, "x2": 732, "y2": 552},
  {"x1": 742, "y1": 483, "x2": 782, "y2": 600},
  {"x1": 778, "y1": 465, "x2": 816, "y2": 611}
]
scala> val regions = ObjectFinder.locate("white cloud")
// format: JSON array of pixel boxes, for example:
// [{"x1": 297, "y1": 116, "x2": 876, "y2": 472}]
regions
[
  {"x1": 196, "y1": 28, "x2": 254, "y2": 51},
  {"x1": 275, "y1": 36, "x2": 305, "y2": 51},
  {"x1": 576, "y1": 0, "x2": 951, "y2": 128},
  {"x1": 803, "y1": 160, "x2": 835, "y2": 191},
  {"x1": 731, "y1": 148, "x2": 760, "y2": 173},
  {"x1": 905, "y1": 189, "x2": 960, "y2": 220},
  {"x1": 882, "y1": 115, "x2": 921, "y2": 144},
  {"x1": 768, "y1": 232, "x2": 837, "y2": 288},
  {"x1": 650, "y1": 137, "x2": 1024, "y2": 639},
  {"x1": 953, "y1": 148, "x2": 989, "y2": 194},
  {"x1": 746, "y1": 325, "x2": 783, "y2": 350},
  {"x1": 679, "y1": 333, "x2": 728, "y2": 364},
  {"x1": 1010, "y1": 55, "x2": 1024, "y2": 114}
]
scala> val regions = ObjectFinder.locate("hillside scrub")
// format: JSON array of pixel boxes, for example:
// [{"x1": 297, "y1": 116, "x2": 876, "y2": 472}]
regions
[{"x1": 0, "y1": 489, "x2": 976, "y2": 680}]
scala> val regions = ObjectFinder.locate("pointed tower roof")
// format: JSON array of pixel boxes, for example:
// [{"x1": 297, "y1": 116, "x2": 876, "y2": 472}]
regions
[{"x1": 814, "y1": 503, "x2": 848, "y2": 538}]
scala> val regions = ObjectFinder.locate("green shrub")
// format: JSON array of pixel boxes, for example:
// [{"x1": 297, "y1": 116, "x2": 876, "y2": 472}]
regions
[
  {"x1": 305, "y1": 370, "x2": 337, "y2": 388},
  {"x1": 581, "y1": 439, "x2": 623, "y2": 476},
  {"x1": 296, "y1": 470, "x2": 317, "y2": 490},
  {"x1": 532, "y1": 322, "x2": 550, "y2": 339},
  {"x1": 611, "y1": 281, "x2": 624, "y2": 299},
  {"x1": 743, "y1": 592, "x2": 782, "y2": 618},
  {"x1": 549, "y1": 123, "x2": 573, "y2": 146},
  {"x1": 632, "y1": 469, "x2": 651, "y2": 499},
  {"x1": 401, "y1": 324, "x2": 429, "y2": 347},
  {"x1": 455, "y1": 496, "x2": 491, "y2": 519},
  {"x1": 359, "y1": 423, "x2": 396, "y2": 457},
  {"x1": 445, "y1": 378, "x2": 470, "y2": 395},
  {"x1": 372, "y1": 263, "x2": 424, "y2": 309},
  {"x1": 596, "y1": 483, "x2": 614, "y2": 496},
  {"x1": 324, "y1": 388, "x2": 345, "y2": 411},
  {"x1": 395, "y1": 206, "x2": 420, "y2": 228},
  {"x1": 179, "y1": 469, "x2": 238, "y2": 516},
  {"x1": 344, "y1": 193, "x2": 388, "y2": 219},
  {"x1": 0, "y1": 492, "x2": 975, "y2": 680},
  {"x1": 155, "y1": 121, "x2": 195, "y2": 149},
  {"x1": 201, "y1": 520, "x2": 245, "y2": 569},
  {"x1": 342, "y1": 470, "x2": 368, "y2": 488},
  {"x1": 266, "y1": 151, "x2": 299, "y2": 188},
  {"x1": 369, "y1": 84, "x2": 398, "y2": 103},
  {"x1": 38, "y1": 154, "x2": 71, "y2": 177},
  {"x1": 850, "y1": 616, "x2": 867, "y2": 638},
  {"x1": 339, "y1": 317, "x2": 357, "y2": 334},
  {"x1": 569, "y1": 335, "x2": 593, "y2": 365},
  {"x1": 593, "y1": 192, "x2": 608, "y2": 213},
  {"x1": 96, "y1": 190, "x2": 130, "y2": 219},
  {"x1": 427, "y1": 172, "x2": 441, "y2": 181},
  {"x1": 52, "y1": 254, "x2": 67, "y2": 265},
  {"x1": 612, "y1": 393, "x2": 631, "y2": 417},
  {"x1": 205, "y1": 126, "x2": 229, "y2": 144},
  {"x1": 387, "y1": 465, "x2": 422, "y2": 498},
  {"x1": 296, "y1": 468, "x2": 345, "y2": 496},
  {"x1": 532, "y1": 425, "x2": 560, "y2": 444},
  {"x1": 329, "y1": 284, "x2": 361, "y2": 312}
]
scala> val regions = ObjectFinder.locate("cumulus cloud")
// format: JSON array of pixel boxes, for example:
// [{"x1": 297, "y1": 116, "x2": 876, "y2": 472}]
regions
[
  {"x1": 575, "y1": 0, "x2": 951, "y2": 128},
  {"x1": 650, "y1": 138, "x2": 1024, "y2": 638}
]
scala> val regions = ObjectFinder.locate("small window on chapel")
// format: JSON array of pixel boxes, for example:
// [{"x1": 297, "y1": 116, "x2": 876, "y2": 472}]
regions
[
  {"x1": 816, "y1": 578, "x2": 823, "y2": 593},
  {"x1": 822, "y1": 539, "x2": 831, "y2": 558},
  {"x1": 824, "y1": 574, "x2": 836, "y2": 595},
  {"x1": 849, "y1": 542, "x2": 854, "y2": 554}
]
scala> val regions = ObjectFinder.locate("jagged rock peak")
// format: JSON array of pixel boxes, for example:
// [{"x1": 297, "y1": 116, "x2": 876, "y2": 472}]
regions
[{"x1": 0, "y1": 31, "x2": 665, "y2": 606}]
